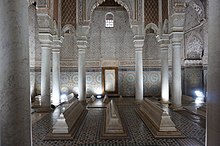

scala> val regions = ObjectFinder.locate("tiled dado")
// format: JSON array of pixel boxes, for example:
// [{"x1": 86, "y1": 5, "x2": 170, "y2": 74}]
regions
[{"x1": 32, "y1": 70, "x2": 162, "y2": 97}]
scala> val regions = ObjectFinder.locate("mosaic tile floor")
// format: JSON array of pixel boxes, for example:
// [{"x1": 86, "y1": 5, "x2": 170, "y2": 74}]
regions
[{"x1": 32, "y1": 98, "x2": 205, "y2": 146}]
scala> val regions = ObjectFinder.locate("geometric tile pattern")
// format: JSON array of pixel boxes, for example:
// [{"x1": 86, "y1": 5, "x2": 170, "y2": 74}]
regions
[
  {"x1": 32, "y1": 98, "x2": 205, "y2": 146},
  {"x1": 118, "y1": 70, "x2": 161, "y2": 97},
  {"x1": 144, "y1": 0, "x2": 159, "y2": 26},
  {"x1": 34, "y1": 70, "x2": 162, "y2": 97},
  {"x1": 143, "y1": 71, "x2": 161, "y2": 97},
  {"x1": 183, "y1": 68, "x2": 203, "y2": 96}
]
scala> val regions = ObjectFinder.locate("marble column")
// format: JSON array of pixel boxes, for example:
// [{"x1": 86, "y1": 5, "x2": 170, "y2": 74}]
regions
[
  {"x1": 158, "y1": 35, "x2": 170, "y2": 103},
  {"x1": 206, "y1": 1, "x2": 220, "y2": 146},
  {"x1": 77, "y1": 38, "x2": 87, "y2": 101},
  {"x1": 0, "y1": 0, "x2": 32, "y2": 146},
  {"x1": 52, "y1": 37, "x2": 63, "y2": 106},
  {"x1": 39, "y1": 35, "x2": 53, "y2": 109},
  {"x1": 134, "y1": 36, "x2": 144, "y2": 101},
  {"x1": 170, "y1": 33, "x2": 183, "y2": 108}
]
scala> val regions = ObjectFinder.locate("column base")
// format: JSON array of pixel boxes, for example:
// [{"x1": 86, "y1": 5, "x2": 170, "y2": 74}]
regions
[
  {"x1": 169, "y1": 104, "x2": 184, "y2": 111},
  {"x1": 160, "y1": 100, "x2": 171, "y2": 105},
  {"x1": 135, "y1": 99, "x2": 143, "y2": 105}
]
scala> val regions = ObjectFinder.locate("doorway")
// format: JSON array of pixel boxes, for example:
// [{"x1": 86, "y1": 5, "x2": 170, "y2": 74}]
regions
[{"x1": 102, "y1": 67, "x2": 118, "y2": 95}]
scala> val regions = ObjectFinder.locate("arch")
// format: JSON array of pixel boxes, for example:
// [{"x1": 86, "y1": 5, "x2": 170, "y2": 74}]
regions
[
  {"x1": 89, "y1": 0, "x2": 132, "y2": 25},
  {"x1": 145, "y1": 23, "x2": 159, "y2": 35},
  {"x1": 62, "y1": 24, "x2": 75, "y2": 35}
]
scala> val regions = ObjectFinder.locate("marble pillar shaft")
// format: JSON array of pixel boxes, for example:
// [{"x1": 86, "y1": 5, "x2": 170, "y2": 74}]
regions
[
  {"x1": 52, "y1": 48, "x2": 60, "y2": 105},
  {"x1": 207, "y1": 1, "x2": 220, "y2": 146},
  {"x1": 161, "y1": 45, "x2": 169, "y2": 103},
  {"x1": 0, "y1": 0, "x2": 32, "y2": 146},
  {"x1": 135, "y1": 48, "x2": 144, "y2": 101},
  {"x1": 41, "y1": 45, "x2": 52, "y2": 108},
  {"x1": 78, "y1": 48, "x2": 86, "y2": 101},
  {"x1": 171, "y1": 40, "x2": 182, "y2": 107}
]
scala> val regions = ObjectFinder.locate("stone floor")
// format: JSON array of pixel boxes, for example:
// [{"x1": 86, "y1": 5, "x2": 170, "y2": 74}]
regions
[{"x1": 32, "y1": 98, "x2": 205, "y2": 146}]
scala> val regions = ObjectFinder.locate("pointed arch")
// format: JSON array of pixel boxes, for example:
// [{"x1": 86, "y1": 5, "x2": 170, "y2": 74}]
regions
[{"x1": 88, "y1": 0, "x2": 132, "y2": 25}]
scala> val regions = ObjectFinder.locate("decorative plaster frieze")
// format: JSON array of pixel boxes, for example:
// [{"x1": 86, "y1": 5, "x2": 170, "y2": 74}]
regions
[
  {"x1": 184, "y1": 60, "x2": 203, "y2": 66},
  {"x1": 101, "y1": 60, "x2": 119, "y2": 67},
  {"x1": 61, "y1": 60, "x2": 78, "y2": 67},
  {"x1": 119, "y1": 60, "x2": 135, "y2": 66},
  {"x1": 86, "y1": 61, "x2": 100, "y2": 67},
  {"x1": 143, "y1": 60, "x2": 161, "y2": 67}
]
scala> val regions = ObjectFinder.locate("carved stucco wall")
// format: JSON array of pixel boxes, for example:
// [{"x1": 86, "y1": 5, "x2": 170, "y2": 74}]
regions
[
  {"x1": 184, "y1": 0, "x2": 206, "y2": 65},
  {"x1": 182, "y1": 0, "x2": 207, "y2": 97},
  {"x1": 87, "y1": 7, "x2": 134, "y2": 61},
  {"x1": 143, "y1": 33, "x2": 160, "y2": 60},
  {"x1": 61, "y1": 33, "x2": 78, "y2": 60},
  {"x1": 31, "y1": 0, "x2": 208, "y2": 98}
]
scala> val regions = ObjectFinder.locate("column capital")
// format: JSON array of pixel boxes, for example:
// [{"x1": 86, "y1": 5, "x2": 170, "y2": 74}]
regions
[
  {"x1": 77, "y1": 37, "x2": 88, "y2": 49},
  {"x1": 133, "y1": 35, "x2": 145, "y2": 48},
  {"x1": 53, "y1": 35, "x2": 63, "y2": 48},
  {"x1": 157, "y1": 34, "x2": 170, "y2": 48},
  {"x1": 39, "y1": 33, "x2": 53, "y2": 47},
  {"x1": 170, "y1": 3, "x2": 186, "y2": 32},
  {"x1": 169, "y1": 32, "x2": 184, "y2": 43}
]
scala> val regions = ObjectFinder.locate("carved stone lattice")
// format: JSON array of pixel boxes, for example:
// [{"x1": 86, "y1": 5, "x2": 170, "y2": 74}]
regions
[
  {"x1": 61, "y1": 0, "x2": 76, "y2": 28},
  {"x1": 144, "y1": 0, "x2": 158, "y2": 26}
]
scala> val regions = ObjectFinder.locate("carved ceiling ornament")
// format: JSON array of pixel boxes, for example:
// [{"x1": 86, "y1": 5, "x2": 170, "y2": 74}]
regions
[{"x1": 186, "y1": 33, "x2": 203, "y2": 60}]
